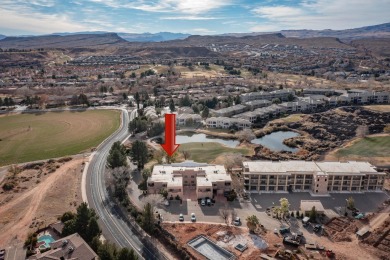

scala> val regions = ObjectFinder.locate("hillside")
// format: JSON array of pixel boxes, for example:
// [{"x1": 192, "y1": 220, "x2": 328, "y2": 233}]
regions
[
  {"x1": 351, "y1": 38, "x2": 390, "y2": 58},
  {"x1": 0, "y1": 33, "x2": 127, "y2": 49},
  {"x1": 223, "y1": 23, "x2": 390, "y2": 41}
]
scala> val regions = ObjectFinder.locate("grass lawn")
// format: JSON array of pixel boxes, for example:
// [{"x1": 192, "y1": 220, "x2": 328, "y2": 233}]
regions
[
  {"x1": 272, "y1": 114, "x2": 304, "y2": 123},
  {"x1": 0, "y1": 110, "x2": 120, "y2": 166},
  {"x1": 177, "y1": 142, "x2": 251, "y2": 163},
  {"x1": 364, "y1": 105, "x2": 390, "y2": 113},
  {"x1": 336, "y1": 136, "x2": 390, "y2": 157}
]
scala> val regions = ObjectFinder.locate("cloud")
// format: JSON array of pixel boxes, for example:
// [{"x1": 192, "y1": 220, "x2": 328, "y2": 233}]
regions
[
  {"x1": 251, "y1": 0, "x2": 390, "y2": 31},
  {"x1": 191, "y1": 28, "x2": 216, "y2": 34},
  {"x1": 0, "y1": 8, "x2": 88, "y2": 34},
  {"x1": 160, "y1": 16, "x2": 219, "y2": 20},
  {"x1": 88, "y1": 0, "x2": 231, "y2": 15}
]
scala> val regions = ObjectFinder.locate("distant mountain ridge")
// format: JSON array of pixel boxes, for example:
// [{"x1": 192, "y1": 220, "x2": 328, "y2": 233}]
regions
[
  {"x1": 0, "y1": 33, "x2": 127, "y2": 49},
  {"x1": 223, "y1": 22, "x2": 390, "y2": 41},
  {"x1": 0, "y1": 31, "x2": 190, "y2": 43},
  {"x1": 118, "y1": 32, "x2": 190, "y2": 42}
]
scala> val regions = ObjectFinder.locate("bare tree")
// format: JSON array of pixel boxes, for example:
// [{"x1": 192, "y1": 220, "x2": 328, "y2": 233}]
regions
[
  {"x1": 231, "y1": 209, "x2": 237, "y2": 222},
  {"x1": 182, "y1": 150, "x2": 191, "y2": 160},
  {"x1": 219, "y1": 207, "x2": 231, "y2": 226},
  {"x1": 236, "y1": 129, "x2": 256, "y2": 142}
]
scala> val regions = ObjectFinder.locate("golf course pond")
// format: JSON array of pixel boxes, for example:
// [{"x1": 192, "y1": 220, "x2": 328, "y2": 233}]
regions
[{"x1": 175, "y1": 131, "x2": 300, "y2": 152}]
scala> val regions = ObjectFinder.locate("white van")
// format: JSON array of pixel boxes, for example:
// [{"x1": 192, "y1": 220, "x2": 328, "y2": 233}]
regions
[{"x1": 302, "y1": 216, "x2": 310, "y2": 226}]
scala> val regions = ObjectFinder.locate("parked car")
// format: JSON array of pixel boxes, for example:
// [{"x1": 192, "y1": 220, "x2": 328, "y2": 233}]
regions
[
  {"x1": 233, "y1": 217, "x2": 241, "y2": 226},
  {"x1": 279, "y1": 227, "x2": 290, "y2": 235},
  {"x1": 164, "y1": 200, "x2": 170, "y2": 206},
  {"x1": 191, "y1": 213, "x2": 196, "y2": 222},
  {"x1": 0, "y1": 249, "x2": 5, "y2": 260},
  {"x1": 283, "y1": 236, "x2": 300, "y2": 247},
  {"x1": 179, "y1": 214, "x2": 184, "y2": 221},
  {"x1": 206, "y1": 198, "x2": 212, "y2": 206},
  {"x1": 313, "y1": 224, "x2": 322, "y2": 232},
  {"x1": 201, "y1": 199, "x2": 206, "y2": 206}
]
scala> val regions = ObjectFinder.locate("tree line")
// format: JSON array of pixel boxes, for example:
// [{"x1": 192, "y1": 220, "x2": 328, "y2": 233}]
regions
[{"x1": 0, "y1": 97, "x2": 15, "y2": 107}]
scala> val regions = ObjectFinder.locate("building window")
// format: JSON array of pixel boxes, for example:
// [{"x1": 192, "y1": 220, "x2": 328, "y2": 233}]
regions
[
  {"x1": 316, "y1": 190, "x2": 318, "y2": 193},
  {"x1": 316, "y1": 184, "x2": 319, "y2": 187}
]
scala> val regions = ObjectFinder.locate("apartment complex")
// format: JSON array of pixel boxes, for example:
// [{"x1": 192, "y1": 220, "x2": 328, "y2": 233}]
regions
[
  {"x1": 213, "y1": 104, "x2": 248, "y2": 117},
  {"x1": 206, "y1": 116, "x2": 252, "y2": 129},
  {"x1": 147, "y1": 161, "x2": 232, "y2": 199},
  {"x1": 176, "y1": 113, "x2": 202, "y2": 126},
  {"x1": 242, "y1": 161, "x2": 385, "y2": 195},
  {"x1": 240, "y1": 89, "x2": 294, "y2": 102}
]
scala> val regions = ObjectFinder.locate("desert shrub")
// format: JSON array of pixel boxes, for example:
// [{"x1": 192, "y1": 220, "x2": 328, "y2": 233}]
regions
[{"x1": 2, "y1": 182, "x2": 15, "y2": 191}]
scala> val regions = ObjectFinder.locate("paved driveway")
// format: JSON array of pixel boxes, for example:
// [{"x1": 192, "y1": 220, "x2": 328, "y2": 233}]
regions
[{"x1": 156, "y1": 191, "x2": 389, "y2": 229}]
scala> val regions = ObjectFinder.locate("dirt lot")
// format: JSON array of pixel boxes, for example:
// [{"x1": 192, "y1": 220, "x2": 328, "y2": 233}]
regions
[
  {"x1": 161, "y1": 221, "x2": 383, "y2": 260},
  {"x1": 0, "y1": 158, "x2": 84, "y2": 246},
  {"x1": 161, "y1": 223, "x2": 282, "y2": 260}
]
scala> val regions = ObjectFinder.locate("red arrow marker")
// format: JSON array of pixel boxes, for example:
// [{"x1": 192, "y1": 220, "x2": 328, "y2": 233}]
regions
[{"x1": 161, "y1": 113, "x2": 180, "y2": 156}]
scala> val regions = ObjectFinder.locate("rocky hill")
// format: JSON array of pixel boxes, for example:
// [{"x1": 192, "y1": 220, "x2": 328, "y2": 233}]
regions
[{"x1": 0, "y1": 33, "x2": 127, "y2": 49}]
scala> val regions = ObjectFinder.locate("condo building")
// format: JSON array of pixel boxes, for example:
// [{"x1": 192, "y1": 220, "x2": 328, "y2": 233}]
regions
[
  {"x1": 147, "y1": 161, "x2": 232, "y2": 199},
  {"x1": 242, "y1": 161, "x2": 385, "y2": 195}
]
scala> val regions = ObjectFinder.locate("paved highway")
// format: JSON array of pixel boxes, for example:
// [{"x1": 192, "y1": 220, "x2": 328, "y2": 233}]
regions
[{"x1": 85, "y1": 109, "x2": 160, "y2": 260}]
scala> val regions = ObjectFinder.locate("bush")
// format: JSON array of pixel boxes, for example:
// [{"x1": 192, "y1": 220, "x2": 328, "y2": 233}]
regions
[
  {"x1": 175, "y1": 195, "x2": 181, "y2": 200},
  {"x1": 226, "y1": 190, "x2": 237, "y2": 201},
  {"x1": 2, "y1": 182, "x2": 15, "y2": 191}
]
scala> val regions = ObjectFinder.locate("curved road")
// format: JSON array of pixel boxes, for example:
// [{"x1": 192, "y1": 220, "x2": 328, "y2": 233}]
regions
[{"x1": 85, "y1": 109, "x2": 158, "y2": 260}]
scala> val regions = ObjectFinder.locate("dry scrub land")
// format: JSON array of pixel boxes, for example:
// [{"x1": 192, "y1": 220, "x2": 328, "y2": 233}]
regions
[
  {"x1": 0, "y1": 158, "x2": 84, "y2": 246},
  {"x1": 0, "y1": 110, "x2": 120, "y2": 166}
]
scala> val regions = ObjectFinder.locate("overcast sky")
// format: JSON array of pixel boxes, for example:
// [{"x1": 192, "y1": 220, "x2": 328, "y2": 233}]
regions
[{"x1": 1, "y1": 0, "x2": 389, "y2": 35}]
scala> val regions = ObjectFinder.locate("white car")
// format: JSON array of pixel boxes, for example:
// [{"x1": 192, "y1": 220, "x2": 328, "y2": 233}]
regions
[
  {"x1": 179, "y1": 214, "x2": 184, "y2": 221},
  {"x1": 164, "y1": 200, "x2": 170, "y2": 206},
  {"x1": 201, "y1": 199, "x2": 206, "y2": 206},
  {"x1": 191, "y1": 213, "x2": 196, "y2": 222},
  {"x1": 233, "y1": 217, "x2": 241, "y2": 226}
]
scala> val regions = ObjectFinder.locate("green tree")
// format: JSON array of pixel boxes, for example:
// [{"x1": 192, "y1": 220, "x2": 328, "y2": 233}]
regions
[
  {"x1": 130, "y1": 72, "x2": 136, "y2": 78},
  {"x1": 347, "y1": 196, "x2": 355, "y2": 209},
  {"x1": 61, "y1": 211, "x2": 76, "y2": 222},
  {"x1": 192, "y1": 104, "x2": 199, "y2": 114},
  {"x1": 246, "y1": 215, "x2": 259, "y2": 233},
  {"x1": 279, "y1": 198, "x2": 290, "y2": 218},
  {"x1": 90, "y1": 236, "x2": 102, "y2": 253},
  {"x1": 147, "y1": 122, "x2": 165, "y2": 137},
  {"x1": 98, "y1": 242, "x2": 117, "y2": 260},
  {"x1": 180, "y1": 94, "x2": 192, "y2": 107},
  {"x1": 128, "y1": 117, "x2": 148, "y2": 133},
  {"x1": 201, "y1": 106, "x2": 209, "y2": 118},
  {"x1": 309, "y1": 206, "x2": 317, "y2": 222},
  {"x1": 117, "y1": 247, "x2": 138, "y2": 260},
  {"x1": 141, "y1": 202, "x2": 155, "y2": 234},
  {"x1": 135, "y1": 92, "x2": 140, "y2": 109},
  {"x1": 130, "y1": 140, "x2": 149, "y2": 170},
  {"x1": 107, "y1": 141, "x2": 128, "y2": 169},
  {"x1": 78, "y1": 93, "x2": 89, "y2": 107},
  {"x1": 86, "y1": 217, "x2": 101, "y2": 243},
  {"x1": 169, "y1": 99, "x2": 175, "y2": 112}
]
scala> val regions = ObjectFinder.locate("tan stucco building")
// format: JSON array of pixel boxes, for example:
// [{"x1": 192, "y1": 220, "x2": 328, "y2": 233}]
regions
[
  {"x1": 147, "y1": 161, "x2": 232, "y2": 199},
  {"x1": 242, "y1": 161, "x2": 385, "y2": 195}
]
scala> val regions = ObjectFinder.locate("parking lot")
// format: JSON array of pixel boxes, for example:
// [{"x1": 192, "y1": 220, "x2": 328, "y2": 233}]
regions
[{"x1": 156, "y1": 191, "x2": 389, "y2": 229}]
